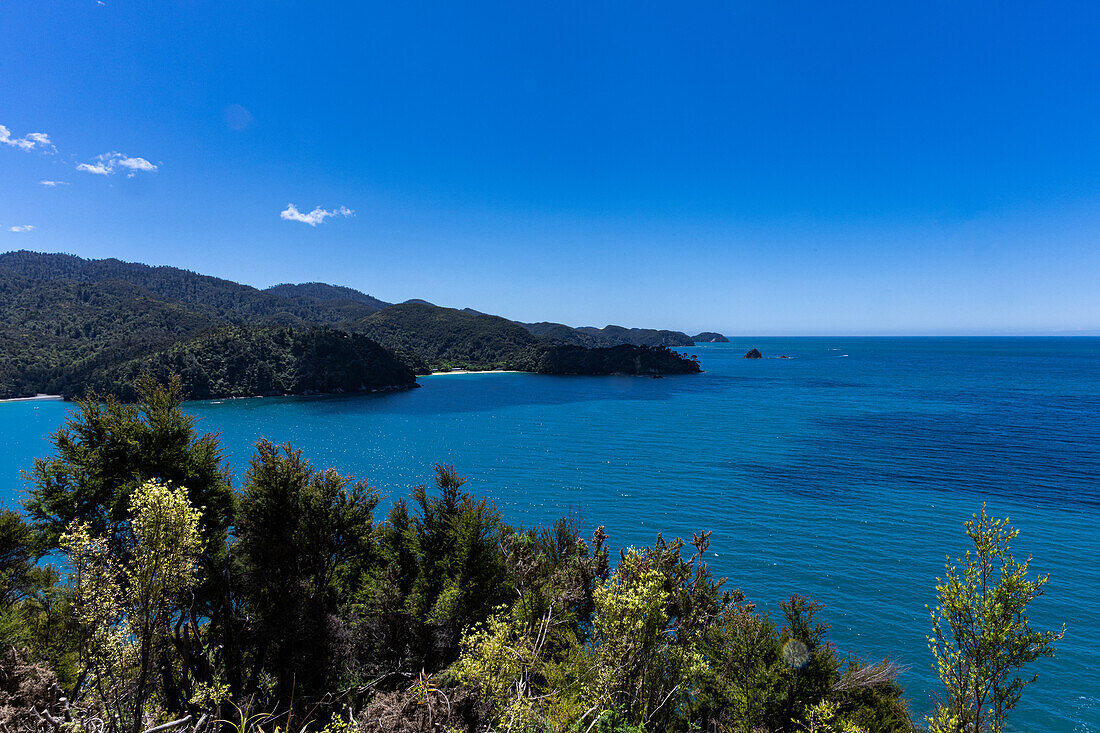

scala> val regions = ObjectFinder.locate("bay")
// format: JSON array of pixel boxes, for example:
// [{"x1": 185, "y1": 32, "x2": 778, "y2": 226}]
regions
[{"x1": 2, "y1": 337, "x2": 1097, "y2": 731}]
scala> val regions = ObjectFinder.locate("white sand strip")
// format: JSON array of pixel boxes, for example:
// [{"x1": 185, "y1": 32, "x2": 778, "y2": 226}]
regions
[{"x1": 0, "y1": 394, "x2": 63, "y2": 404}]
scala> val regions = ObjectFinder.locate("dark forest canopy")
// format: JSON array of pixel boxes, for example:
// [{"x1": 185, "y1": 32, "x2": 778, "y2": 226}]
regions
[
  {"x1": 0, "y1": 251, "x2": 701, "y2": 399},
  {"x1": 264, "y1": 281, "x2": 391, "y2": 310},
  {"x1": 79, "y1": 326, "x2": 418, "y2": 401},
  {"x1": 516, "y1": 343, "x2": 701, "y2": 376}
]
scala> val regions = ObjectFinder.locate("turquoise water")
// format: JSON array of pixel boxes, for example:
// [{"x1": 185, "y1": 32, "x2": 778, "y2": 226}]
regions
[{"x1": 2, "y1": 338, "x2": 1097, "y2": 731}]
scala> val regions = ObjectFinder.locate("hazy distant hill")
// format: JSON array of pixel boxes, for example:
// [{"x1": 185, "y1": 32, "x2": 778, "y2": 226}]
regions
[
  {"x1": 523, "y1": 322, "x2": 694, "y2": 348},
  {"x1": 691, "y1": 332, "x2": 729, "y2": 343}
]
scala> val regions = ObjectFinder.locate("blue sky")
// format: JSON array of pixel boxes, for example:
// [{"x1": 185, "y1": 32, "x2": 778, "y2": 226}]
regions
[{"x1": 2, "y1": 1, "x2": 1099, "y2": 335}]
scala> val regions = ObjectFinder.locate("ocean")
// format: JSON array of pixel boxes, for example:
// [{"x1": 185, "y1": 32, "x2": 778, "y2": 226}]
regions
[{"x1": 2, "y1": 337, "x2": 1097, "y2": 731}]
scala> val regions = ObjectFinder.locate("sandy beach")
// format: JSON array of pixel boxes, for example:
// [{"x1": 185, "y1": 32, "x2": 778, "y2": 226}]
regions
[
  {"x1": 425, "y1": 370, "x2": 521, "y2": 376},
  {"x1": 0, "y1": 394, "x2": 63, "y2": 404}
]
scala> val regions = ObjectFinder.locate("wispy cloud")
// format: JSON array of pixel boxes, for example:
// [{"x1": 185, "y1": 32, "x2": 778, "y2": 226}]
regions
[
  {"x1": 8, "y1": 225, "x2": 35, "y2": 233},
  {"x1": 39, "y1": 179, "x2": 69, "y2": 187},
  {"x1": 280, "y1": 204, "x2": 354, "y2": 226},
  {"x1": 76, "y1": 151, "x2": 158, "y2": 177},
  {"x1": 0, "y1": 124, "x2": 55, "y2": 152}
]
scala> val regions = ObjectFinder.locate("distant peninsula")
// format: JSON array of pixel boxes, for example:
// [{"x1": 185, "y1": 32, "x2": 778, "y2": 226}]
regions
[
  {"x1": 0, "y1": 251, "x2": 700, "y2": 400},
  {"x1": 691, "y1": 332, "x2": 729, "y2": 343}
]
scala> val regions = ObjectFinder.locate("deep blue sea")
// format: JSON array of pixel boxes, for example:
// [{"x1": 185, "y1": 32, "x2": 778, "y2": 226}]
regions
[{"x1": 2, "y1": 338, "x2": 1097, "y2": 731}]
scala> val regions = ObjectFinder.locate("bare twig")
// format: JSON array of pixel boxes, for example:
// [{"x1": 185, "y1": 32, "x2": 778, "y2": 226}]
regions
[
  {"x1": 143, "y1": 715, "x2": 193, "y2": 733},
  {"x1": 832, "y1": 660, "x2": 910, "y2": 691}
]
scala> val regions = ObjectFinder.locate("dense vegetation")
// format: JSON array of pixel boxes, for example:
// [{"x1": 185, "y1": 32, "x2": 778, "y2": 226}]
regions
[
  {"x1": 80, "y1": 326, "x2": 417, "y2": 401},
  {"x1": 516, "y1": 343, "x2": 702, "y2": 376},
  {"x1": 0, "y1": 251, "x2": 701, "y2": 399},
  {"x1": 0, "y1": 382, "x2": 1063, "y2": 732},
  {"x1": 0, "y1": 251, "x2": 385, "y2": 327},
  {"x1": 0, "y1": 269, "x2": 218, "y2": 398},
  {"x1": 354, "y1": 302, "x2": 541, "y2": 373},
  {"x1": 264, "y1": 282, "x2": 391, "y2": 310}
]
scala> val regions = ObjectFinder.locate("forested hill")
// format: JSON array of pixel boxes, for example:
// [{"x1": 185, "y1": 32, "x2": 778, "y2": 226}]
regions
[
  {"x1": 0, "y1": 250, "x2": 385, "y2": 326},
  {"x1": 264, "y1": 281, "x2": 391, "y2": 310},
  {"x1": 523, "y1": 321, "x2": 695, "y2": 347},
  {"x1": 79, "y1": 326, "x2": 416, "y2": 401},
  {"x1": 354, "y1": 302, "x2": 541, "y2": 372},
  {"x1": 0, "y1": 268, "x2": 219, "y2": 398},
  {"x1": 0, "y1": 251, "x2": 702, "y2": 398}
]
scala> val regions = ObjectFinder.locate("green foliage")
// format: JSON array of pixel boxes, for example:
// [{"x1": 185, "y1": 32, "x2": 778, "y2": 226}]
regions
[
  {"x1": 22, "y1": 383, "x2": 1064, "y2": 732},
  {"x1": 0, "y1": 509, "x2": 39, "y2": 608},
  {"x1": 926, "y1": 505, "x2": 1065, "y2": 733},
  {"x1": 0, "y1": 510, "x2": 73, "y2": 679},
  {"x1": 406, "y1": 464, "x2": 511, "y2": 666},
  {"x1": 24, "y1": 377, "x2": 234, "y2": 709},
  {"x1": 61, "y1": 481, "x2": 203, "y2": 732},
  {"x1": 452, "y1": 521, "x2": 609, "y2": 731},
  {"x1": 795, "y1": 700, "x2": 867, "y2": 733},
  {"x1": 590, "y1": 707, "x2": 650, "y2": 733},
  {"x1": 236, "y1": 440, "x2": 381, "y2": 704},
  {"x1": 24, "y1": 376, "x2": 233, "y2": 556},
  {"x1": 453, "y1": 528, "x2": 904, "y2": 733}
]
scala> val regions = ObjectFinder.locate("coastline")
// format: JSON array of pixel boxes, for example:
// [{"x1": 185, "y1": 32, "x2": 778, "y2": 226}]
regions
[
  {"x1": 0, "y1": 394, "x2": 63, "y2": 404},
  {"x1": 426, "y1": 370, "x2": 521, "y2": 376}
]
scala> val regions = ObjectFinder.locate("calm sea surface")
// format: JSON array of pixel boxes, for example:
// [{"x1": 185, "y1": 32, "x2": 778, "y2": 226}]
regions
[{"x1": 2, "y1": 338, "x2": 1097, "y2": 731}]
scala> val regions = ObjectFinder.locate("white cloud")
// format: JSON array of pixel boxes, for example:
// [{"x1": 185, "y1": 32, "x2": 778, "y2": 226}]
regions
[
  {"x1": 9, "y1": 225, "x2": 35, "y2": 233},
  {"x1": 76, "y1": 151, "x2": 158, "y2": 176},
  {"x1": 77, "y1": 160, "x2": 112, "y2": 175},
  {"x1": 0, "y1": 124, "x2": 54, "y2": 152},
  {"x1": 280, "y1": 203, "x2": 354, "y2": 226},
  {"x1": 39, "y1": 179, "x2": 69, "y2": 187},
  {"x1": 117, "y1": 155, "x2": 156, "y2": 171}
]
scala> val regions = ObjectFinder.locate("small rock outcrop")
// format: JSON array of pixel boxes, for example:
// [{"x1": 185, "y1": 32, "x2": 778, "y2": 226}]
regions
[{"x1": 744, "y1": 348, "x2": 763, "y2": 359}]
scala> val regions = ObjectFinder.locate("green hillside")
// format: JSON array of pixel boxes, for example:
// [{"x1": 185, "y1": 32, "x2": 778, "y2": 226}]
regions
[
  {"x1": 0, "y1": 269, "x2": 218, "y2": 398},
  {"x1": 0, "y1": 251, "x2": 381, "y2": 327},
  {"x1": 80, "y1": 325, "x2": 416, "y2": 401},
  {"x1": 354, "y1": 302, "x2": 542, "y2": 372}
]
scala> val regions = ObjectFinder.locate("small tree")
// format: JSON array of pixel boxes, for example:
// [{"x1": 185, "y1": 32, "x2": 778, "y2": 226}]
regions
[
  {"x1": 62, "y1": 481, "x2": 203, "y2": 732},
  {"x1": 927, "y1": 505, "x2": 1065, "y2": 733},
  {"x1": 235, "y1": 440, "x2": 380, "y2": 709}
]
